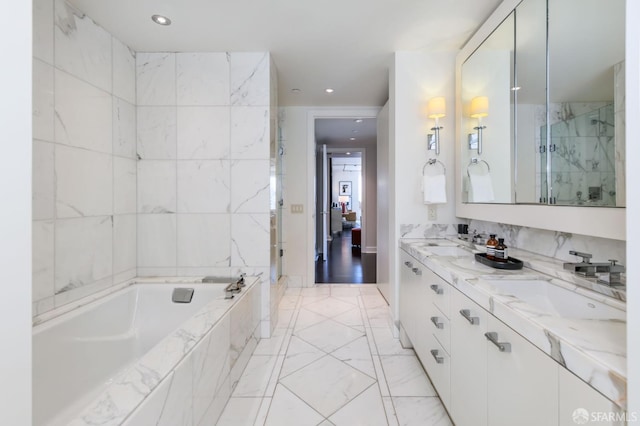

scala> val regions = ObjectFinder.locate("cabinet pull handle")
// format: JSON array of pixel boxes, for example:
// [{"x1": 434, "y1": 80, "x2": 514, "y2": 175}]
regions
[
  {"x1": 430, "y1": 349, "x2": 444, "y2": 364},
  {"x1": 484, "y1": 332, "x2": 511, "y2": 352},
  {"x1": 430, "y1": 284, "x2": 443, "y2": 295},
  {"x1": 430, "y1": 316, "x2": 444, "y2": 329},
  {"x1": 404, "y1": 261, "x2": 413, "y2": 268},
  {"x1": 412, "y1": 267, "x2": 422, "y2": 276},
  {"x1": 459, "y1": 309, "x2": 479, "y2": 325}
]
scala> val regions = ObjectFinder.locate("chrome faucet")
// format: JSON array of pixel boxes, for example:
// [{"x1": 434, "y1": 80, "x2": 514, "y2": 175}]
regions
[{"x1": 563, "y1": 251, "x2": 625, "y2": 286}]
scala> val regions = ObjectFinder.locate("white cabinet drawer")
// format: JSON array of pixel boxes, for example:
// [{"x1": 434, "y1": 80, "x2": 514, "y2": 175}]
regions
[
  {"x1": 428, "y1": 306, "x2": 450, "y2": 354},
  {"x1": 422, "y1": 332, "x2": 451, "y2": 410},
  {"x1": 423, "y1": 267, "x2": 450, "y2": 319}
]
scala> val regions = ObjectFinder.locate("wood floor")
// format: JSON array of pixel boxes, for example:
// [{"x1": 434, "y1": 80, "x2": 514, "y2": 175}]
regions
[{"x1": 315, "y1": 229, "x2": 376, "y2": 284}]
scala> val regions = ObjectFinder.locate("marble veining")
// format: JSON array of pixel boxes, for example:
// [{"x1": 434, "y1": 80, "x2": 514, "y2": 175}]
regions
[{"x1": 400, "y1": 238, "x2": 627, "y2": 408}]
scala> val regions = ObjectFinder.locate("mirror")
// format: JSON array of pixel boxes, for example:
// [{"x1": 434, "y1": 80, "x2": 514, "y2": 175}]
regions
[
  {"x1": 460, "y1": 0, "x2": 626, "y2": 207},
  {"x1": 460, "y1": 12, "x2": 515, "y2": 204}
]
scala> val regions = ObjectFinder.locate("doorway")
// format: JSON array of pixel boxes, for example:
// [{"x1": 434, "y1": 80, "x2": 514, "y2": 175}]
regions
[{"x1": 313, "y1": 118, "x2": 377, "y2": 284}]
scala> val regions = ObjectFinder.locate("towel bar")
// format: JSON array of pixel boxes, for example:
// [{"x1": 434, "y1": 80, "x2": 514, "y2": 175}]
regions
[
  {"x1": 466, "y1": 158, "x2": 490, "y2": 178},
  {"x1": 423, "y1": 158, "x2": 446, "y2": 175}
]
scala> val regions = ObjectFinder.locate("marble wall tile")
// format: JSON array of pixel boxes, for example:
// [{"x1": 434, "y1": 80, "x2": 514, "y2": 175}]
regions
[
  {"x1": 231, "y1": 214, "x2": 270, "y2": 267},
  {"x1": 177, "y1": 214, "x2": 231, "y2": 267},
  {"x1": 121, "y1": 372, "x2": 173, "y2": 426},
  {"x1": 33, "y1": 59, "x2": 55, "y2": 142},
  {"x1": 33, "y1": 220, "x2": 55, "y2": 302},
  {"x1": 112, "y1": 38, "x2": 136, "y2": 104},
  {"x1": 33, "y1": 140, "x2": 55, "y2": 221},
  {"x1": 137, "y1": 214, "x2": 177, "y2": 267},
  {"x1": 54, "y1": 0, "x2": 112, "y2": 92},
  {"x1": 55, "y1": 216, "x2": 113, "y2": 295},
  {"x1": 55, "y1": 70, "x2": 112, "y2": 154},
  {"x1": 177, "y1": 160, "x2": 230, "y2": 213},
  {"x1": 33, "y1": 0, "x2": 54, "y2": 64},
  {"x1": 177, "y1": 107, "x2": 230, "y2": 160},
  {"x1": 113, "y1": 214, "x2": 136, "y2": 274},
  {"x1": 114, "y1": 157, "x2": 136, "y2": 214},
  {"x1": 192, "y1": 315, "x2": 231, "y2": 423},
  {"x1": 158, "y1": 356, "x2": 194, "y2": 426},
  {"x1": 137, "y1": 160, "x2": 176, "y2": 213},
  {"x1": 113, "y1": 98, "x2": 136, "y2": 159},
  {"x1": 137, "y1": 106, "x2": 177, "y2": 159},
  {"x1": 230, "y1": 160, "x2": 270, "y2": 213},
  {"x1": 231, "y1": 107, "x2": 269, "y2": 159},
  {"x1": 177, "y1": 52, "x2": 230, "y2": 106},
  {"x1": 230, "y1": 52, "x2": 269, "y2": 106},
  {"x1": 55, "y1": 145, "x2": 113, "y2": 218},
  {"x1": 137, "y1": 52, "x2": 176, "y2": 106}
]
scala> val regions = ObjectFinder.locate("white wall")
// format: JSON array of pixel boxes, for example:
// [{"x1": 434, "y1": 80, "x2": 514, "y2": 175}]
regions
[
  {"x1": 1, "y1": 0, "x2": 32, "y2": 423},
  {"x1": 376, "y1": 102, "x2": 391, "y2": 301}
]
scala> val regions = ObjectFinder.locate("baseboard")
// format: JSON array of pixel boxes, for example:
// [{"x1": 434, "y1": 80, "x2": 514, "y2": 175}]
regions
[{"x1": 362, "y1": 246, "x2": 377, "y2": 254}]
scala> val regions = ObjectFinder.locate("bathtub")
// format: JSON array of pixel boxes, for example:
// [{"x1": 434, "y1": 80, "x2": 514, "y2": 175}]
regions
[{"x1": 33, "y1": 278, "x2": 261, "y2": 426}]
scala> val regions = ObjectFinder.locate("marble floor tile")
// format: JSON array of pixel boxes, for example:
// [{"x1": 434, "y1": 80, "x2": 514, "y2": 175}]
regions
[
  {"x1": 392, "y1": 397, "x2": 453, "y2": 426},
  {"x1": 253, "y1": 328, "x2": 287, "y2": 355},
  {"x1": 276, "y1": 309, "x2": 295, "y2": 329},
  {"x1": 304, "y1": 297, "x2": 356, "y2": 318},
  {"x1": 280, "y1": 336, "x2": 326, "y2": 378},
  {"x1": 330, "y1": 286, "x2": 362, "y2": 298},
  {"x1": 217, "y1": 397, "x2": 263, "y2": 426},
  {"x1": 359, "y1": 285, "x2": 384, "y2": 295},
  {"x1": 366, "y1": 306, "x2": 394, "y2": 328},
  {"x1": 295, "y1": 319, "x2": 364, "y2": 353},
  {"x1": 284, "y1": 287, "x2": 301, "y2": 296},
  {"x1": 371, "y1": 327, "x2": 415, "y2": 356},
  {"x1": 332, "y1": 307, "x2": 364, "y2": 328},
  {"x1": 331, "y1": 336, "x2": 373, "y2": 361},
  {"x1": 361, "y1": 294, "x2": 388, "y2": 308},
  {"x1": 380, "y1": 356, "x2": 437, "y2": 397},
  {"x1": 294, "y1": 308, "x2": 329, "y2": 332},
  {"x1": 332, "y1": 296, "x2": 360, "y2": 306},
  {"x1": 382, "y1": 396, "x2": 399, "y2": 426},
  {"x1": 264, "y1": 384, "x2": 324, "y2": 426},
  {"x1": 300, "y1": 295, "x2": 330, "y2": 306},
  {"x1": 279, "y1": 295, "x2": 299, "y2": 310},
  {"x1": 232, "y1": 355, "x2": 278, "y2": 397},
  {"x1": 280, "y1": 355, "x2": 375, "y2": 417},
  {"x1": 265, "y1": 355, "x2": 285, "y2": 396},
  {"x1": 300, "y1": 286, "x2": 331, "y2": 297},
  {"x1": 253, "y1": 397, "x2": 271, "y2": 426},
  {"x1": 328, "y1": 384, "x2": 388, "y2": 426},
  {"x1": 372, "y1": 355, "x2": 391, "y2": 398}
]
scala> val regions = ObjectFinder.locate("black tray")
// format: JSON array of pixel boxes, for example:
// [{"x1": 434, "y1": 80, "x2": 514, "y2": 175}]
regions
[{"x1": 475, "y1": 252, "x2": 523, "y2": 270}]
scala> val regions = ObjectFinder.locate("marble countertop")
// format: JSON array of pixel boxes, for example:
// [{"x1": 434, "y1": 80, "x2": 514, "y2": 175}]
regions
[{"x1": 399, "y1": 238, "x2": 627, "y2": 409}]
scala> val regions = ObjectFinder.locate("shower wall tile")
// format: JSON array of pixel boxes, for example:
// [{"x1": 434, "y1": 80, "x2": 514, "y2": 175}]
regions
[
  {"x1": 137, "y1": 52, "x2": 176, "y2": 106},
  {"x1": 33, "y1": 58, "x2": 55, "y2": 142},
  {"x1": 614, "y1": 61, "x2": 626, "y2": 207},
  {"x1": 230, "y1": 160, "x2": 270, "y2": 213},
  {"x1": 177, "y1": 52, "x2": 230, "y2": 106},
  {"x1": 177, "y1": 107, "x2": 230, "y2": 160},
  {"x1": 177, "y1": 160, "x2": 230, "y2": 213},
  {"x1": 113, "y1": 38, "x2": 136, "y2": 104},
  {"x1": 230, "y1": 52, "x2": 269, "y2": 106},
  {"x1": 33, "y1": 220, "x2": 55, "y2": 302},
  {"x1": 55, "y1": 216, "x2": 113, "y2": 295},
  {"x1": 55, "y1": 145, "x2": 113, "y2": 218},
  {"x1": 137, "y1": 106, "x2": 177, "y2": 159},
  {"x1": 113, "y1": 98, "x2": 137, "y2": 159},
  {"x1": 177, "y1": 214, "x2": 231, "y2": 268},
  {"x1": 113, "y1": 214, "x2": 136, "y2": 274},
  {"x1": 231, "y1": 214, "x2": 270, "y2": 268},
  {"x1": 137, "y1": 214, "x2": 177, "y2": 268},
  {"x1": 231, "y1": 107, "x2": 269, "y2": 159},
  {"x1": 33, "y1": 0, "x2": 54, "y2": 64},
  {"x1": 114, "y1": 157, "x2": 137, "y2": 214},
  {"x1": 33, "y1": 140, "x2": 55, "y2": 221},
  {"x1": 54, "y1": 0, "x2": 112, "y2": 92},
  {"x1": 55, "y1": 70, "x2": 113, "y2": 154},
  {"x1": 137, "y1": 160, "x2": 176, "y2": 213}
]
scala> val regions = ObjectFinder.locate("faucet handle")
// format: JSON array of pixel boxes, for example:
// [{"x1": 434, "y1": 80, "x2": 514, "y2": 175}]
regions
[
  {"x1": 608, "y1": 259, "x2": 618, "y2": 266},
  {"x1": 569, "y1": 250, "x2": 592, "y2": 263}
]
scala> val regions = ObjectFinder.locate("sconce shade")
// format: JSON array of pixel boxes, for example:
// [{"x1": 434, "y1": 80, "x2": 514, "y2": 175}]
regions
[
  {"x1": 470, "y1": 96, "x2": 489, "y2": 118},
  {"x1": 427, "y1": 97, "x2": 446, "y2": 119}
]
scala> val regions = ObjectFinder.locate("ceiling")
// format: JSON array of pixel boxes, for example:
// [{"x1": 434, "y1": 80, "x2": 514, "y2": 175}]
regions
[{"x1": 68, "y1": 0, "x2": 502, "y2": 108}]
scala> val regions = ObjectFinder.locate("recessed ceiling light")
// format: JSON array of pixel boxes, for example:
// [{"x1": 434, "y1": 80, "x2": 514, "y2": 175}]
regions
[
  {"x1": 352, "y1": 130, "x2": 359, "y2": 133},
  {"x1": 354, "y1": 119, "x2": 363, "y2": 123},
  {"x1": 151, "y1": 14, "x2": 171, "y2": 25},
  {"x1": 291, "y1": 88, "x2": 301, "y2": 93},
  {"x1": 349, "y1": 137, "x2": 356, "y2": 141},
  {"x1": 346, "y1": 152, "x2": 351, "y2": 155},
  {"x1": 325, "y1": 88, "x2": 334, "y2": 93}
]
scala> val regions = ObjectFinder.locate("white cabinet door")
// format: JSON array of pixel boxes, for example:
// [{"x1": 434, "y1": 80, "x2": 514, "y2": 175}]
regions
[
  {"x1": 450, "y1": 288, "x2": 488, "y2": 426},
  {"x1": 486, "y1": 315, "x2": 559, "y2": 426},
  {"x1": 558, "y1": 367, "x2": 625, "y2": 426}
]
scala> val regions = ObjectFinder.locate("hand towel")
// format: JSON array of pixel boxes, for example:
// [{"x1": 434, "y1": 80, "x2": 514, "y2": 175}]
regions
[
  {"x1": 469, "y1": 172, "x2": 495, "y2": 202},
  {"x1": 422, "y1": 174, "x2": 447, "y2": 204}
]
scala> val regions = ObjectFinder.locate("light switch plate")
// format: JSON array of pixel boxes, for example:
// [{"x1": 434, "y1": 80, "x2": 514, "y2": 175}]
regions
[
  {"x1": 428, "y1": 205, "x2": 437, "y2": 221},
  {"x1": 291, "y1": 204, "x2": 304, "y2": 214}
]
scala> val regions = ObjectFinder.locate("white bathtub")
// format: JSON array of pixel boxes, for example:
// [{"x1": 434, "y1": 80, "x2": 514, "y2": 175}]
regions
[{"x1": 33, "y1": 279, "x2": 261, "y2": 426}]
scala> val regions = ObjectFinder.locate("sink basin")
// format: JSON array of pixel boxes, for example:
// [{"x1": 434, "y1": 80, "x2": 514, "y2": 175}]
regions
[
  {"x1": 423, "y1": 246, "x2": 472, "y2": 257},
  {"x1": 451, "y1": 257, "x2": 494, "y2": 272},
  {"x1": 478, "y1": 278, "x2": 625, "y2": 320}
]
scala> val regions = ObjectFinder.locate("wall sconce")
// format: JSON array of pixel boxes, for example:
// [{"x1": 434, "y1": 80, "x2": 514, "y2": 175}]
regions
[
  {"x1": 470, "y1": 96, "x2": 489, "y2": 155},
  {"x1": 427, "y1": 97, "x2": 446, "y2": 156}
]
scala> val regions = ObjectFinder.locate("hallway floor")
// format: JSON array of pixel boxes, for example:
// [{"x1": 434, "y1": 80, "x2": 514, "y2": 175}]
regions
[
  {"x1": 315, "y1": 229, "x2": 376, "y2": 284},
  {"x1": 217, "y1": 285, "x2": 452, "y2": 425}
]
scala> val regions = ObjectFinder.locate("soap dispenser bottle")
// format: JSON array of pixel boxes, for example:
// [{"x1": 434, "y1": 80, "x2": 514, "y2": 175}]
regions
[
  {"x1": 495, "y1": 238, "x2": 508, "y2": 262},
  {"x1": 486, "y1": 234, "x2": 498, "y2": 260}
]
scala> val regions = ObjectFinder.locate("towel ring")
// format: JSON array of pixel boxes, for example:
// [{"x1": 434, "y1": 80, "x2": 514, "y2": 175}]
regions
[
  {"x1": 466, "y1": 158, "x2": 490, "y2": 178},
  {"x1": 423, "y1": 158, "x2": 446, "y2": 175}
]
